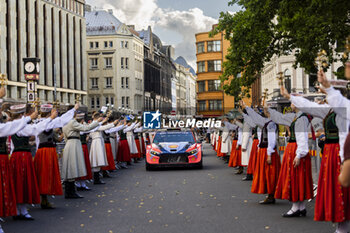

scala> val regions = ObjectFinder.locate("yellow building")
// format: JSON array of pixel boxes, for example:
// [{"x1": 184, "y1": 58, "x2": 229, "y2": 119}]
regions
[{"x1": 195, "y1": 25, "x2": 252, "y2": 117}]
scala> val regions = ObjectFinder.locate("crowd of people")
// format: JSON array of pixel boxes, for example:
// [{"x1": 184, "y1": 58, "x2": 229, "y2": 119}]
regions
[
  {"x1": 209, "y1": 70, "x2": 350, "y2": 233},
  {"x1": 0, "y1": 87, "x2": 152, "y2": 233}
]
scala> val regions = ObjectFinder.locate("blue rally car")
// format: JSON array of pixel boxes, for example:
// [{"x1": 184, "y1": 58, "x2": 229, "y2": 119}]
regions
[{"x1": 145, "y1": 129, "x2": 203, "y2": 170}]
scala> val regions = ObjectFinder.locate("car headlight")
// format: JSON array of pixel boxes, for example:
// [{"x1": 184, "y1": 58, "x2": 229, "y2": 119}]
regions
[
  {"x1": 189, "y1": 149, "x2": 198, "y2": 155},
  {"x1": 150, "y1": 150, "x2": 160, "y2": 156}
]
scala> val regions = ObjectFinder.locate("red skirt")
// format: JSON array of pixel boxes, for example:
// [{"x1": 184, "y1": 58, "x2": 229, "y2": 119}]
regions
[
  {"x1": 10, "y1": 151, "x2": 40, "y2": 204},
  {"x1": 117, "y1": 140, "x2": 131, "y2": 162},
  {"x1": 134, "y1": 139, "x2": 142, "y2": 159},
  {"x1": 102, "y1": 143, "x2": 116, "y2": 171},
  {"x1": 34, "y1": 147, "x2": 63, "y2": 195},
  {"x1": 216, "y1": 137, "x2": 223, "y2": 156},
  {"x1": 314, "y1": 143, "x2": 350, "y2": 222},
  {"x1": 251, "y1": 148, "x2": 281, "y2": 195},
  {"x1": 77, "y1": 144, "x2": 92, "y2": 180},
  {"x1": 228, "y1": 140, "x2": 238, "y2": 167},
  {"x1": 247, "y1": 139, "x2": 259, "y2": 175},
  {"x1": 213, "y1": 137, "x2": 217, "y2": 149},
  {"x1": 0, "y1": 154, "x2": 17, "y2": 217},
  {"x1": 231, "y1": 145, "x2": 242, "y2": 167},
  {"x1": 274, "y1": 142, "x2": 313, "y2": 202},
  {"x1": 141, "y1": 137, "x2": 146, "y2": 156}
]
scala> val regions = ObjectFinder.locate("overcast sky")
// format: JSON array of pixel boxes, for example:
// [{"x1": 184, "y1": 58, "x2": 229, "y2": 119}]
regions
[{"x1": 85, "y1": 0, "x2": 240, "y2": 70}]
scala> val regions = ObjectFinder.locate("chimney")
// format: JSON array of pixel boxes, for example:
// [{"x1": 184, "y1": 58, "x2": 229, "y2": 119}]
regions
[
  {"x1": 85, "y1": 4, "x2": 92, "y2": 12},
  {"x1": 108, "y1": 9, "x2": 113, "y2": 15}
]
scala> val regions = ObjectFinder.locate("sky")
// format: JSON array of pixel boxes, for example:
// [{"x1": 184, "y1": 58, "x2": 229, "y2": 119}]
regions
[{"x1": 85, "y1": 0, "x2": 241, "y2": 70}]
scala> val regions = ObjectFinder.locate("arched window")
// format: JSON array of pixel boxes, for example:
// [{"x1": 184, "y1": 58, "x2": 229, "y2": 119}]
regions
[
  {"x1": 336, "y1": 66, "x2": 345, "y2": 80},
  {"x1": 284, "y1": 69, "x2": 291, "y2": 93}
]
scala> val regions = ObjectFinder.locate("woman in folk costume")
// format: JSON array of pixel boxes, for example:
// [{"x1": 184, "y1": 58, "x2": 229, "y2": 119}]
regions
[
  {"x1": 211, "y1": 129, "x2": 216, "y2": 148},
  {"x1": 134, "y1": 125, "x2": 144, "y2": 160},
  {"x1": 61, "y1": 112, "x2": 101, "y2": 199},
  {"x1": 127, "y1": 121, "x2": 140, "y2": 163},
  {"x1": 88, "y1": 112, "x2": 118, "y2": 183},
  {"x1": 75, "y1": 114, "x2": 93, "y2": 191},
  {"x1": 101, "y1": 120, "x2": 125, "y2": 175},
  {"x1": 117, "y1": 120, "x2": 137, "y2": 168},
  {"x1": 0, "y1": 103, "x2": 38, "y2": 225},
  {"x1": 34, "y1": 103, "x2": 78, "y2": 209},
  {"x1": 10, "y1": 105, "x2": 57, "y2": 220},
  {"x1": 267, "y1": 90, "x2": 313, "y2": 217},
  {"x1": 228, "y1": 121, "x2": 239, "y2": 167},
  {"x1": 242, "y1": 112, "x2": 260, "y2": 181},
  {"x1": 230, "y1": 118, "x2": 244, "y2": 174},
  {"x1": 311, "y1": 69, "x2": 350, "y2": 233},
  {"x1": 239, "y1": 112, "x2": 254, "y2": 178},
  {"x1": 242, "y1": 101, "x2": 281, "y2": 204},
  {"x1": 219, "y1": 118, "x2": 233, "y2": 162}
]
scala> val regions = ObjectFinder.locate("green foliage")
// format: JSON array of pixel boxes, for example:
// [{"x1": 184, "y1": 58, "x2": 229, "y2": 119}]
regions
[{"x1": 213, "y1": 0, "x2": 350, "y2": 98}]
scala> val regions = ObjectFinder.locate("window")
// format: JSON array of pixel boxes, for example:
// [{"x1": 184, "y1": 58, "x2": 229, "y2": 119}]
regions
[
  {"x1": 90, "y1": 58, "x2": 98, "y2": 69},
  {"x1": 208, "y1": 80, "x2": 221, "y2": 91},
  {"x1": 105, "y1": 97, "x2": 109, "y2": 105},
  {"x1": 121, "y1": 77, "x2": 124, "y2": 88},
  {"x1": 110, "y1": 97, "x2": 114, "y2": 105},
  {"x1": 91, "y1": 78, "x2": 98, "y2": 89},
  {"x1": 198, "y1": 61, "x2": 205, "y2": 73},
  {"x1": 109, "y1": 41, "x2": 113, "y2": 48},
  {"x1": 198, "y1": 101, "x2": 206, "y2": 111},
  {"x1": 104, "y1": 41, "x2": 108, "y2": 48},
  {"x1": 122, "y1": 97, "x2": 125, "y2": 107},
  {"x1": 121, "y1": 41, "x2": 124, "y2": 48},
  {"x1": 125, "y1": 77, "x2": 129, "y2": 89},
  {"x1": 95, "y1": 42, "x2": 99, "y2": 48},
  {"x1": 106, "y1": 77, "x2": 112, "y2": 88},
  {"x1": 125, "y1": 41, "x2": 128, "y2": 48},
  {"x1": 197, "y1": 42, "x2": 204, "y2": 53},
  {"x1": 89, "y1": 42, "x2": 93, "y2": 49},
  {"x1": 121, "y1": 58, "x2": 124, "y2": 69},
  {"x1": 207, "y1": 41, "x2": 221, "y2": 52},
  {"x1": 209, "y1": 100, "x2": 222, "y2": 111},
  {"x1": 96, "y1": 97, "x2": 100, "y2": 108},
  {"x1": 125, "y1": 58, "x2": 129, "y2": 69},
  {"x1": 104, "y1": 57, "x2": 112, "y2": 69},
  {"x1": 208, "y1": 60, "x2": 221, "y2": 72},
  {"x1": 126, "y1": 97, "x2": 129, "y2": 108},
  {"x1": 198, "y1": 81, "x2": 205, "y2": 92},
  {"x1": 91, "y1": 97, "x2": 95, "y2": 108}
]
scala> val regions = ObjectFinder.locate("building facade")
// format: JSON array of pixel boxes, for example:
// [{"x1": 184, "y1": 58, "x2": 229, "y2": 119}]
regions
[
  {"x1": 0, "y1": 0, "x2": 87, "y2": 104},
  {"x1": 86, "y1": 10, "x2": 144, "y2": 114},
  {"x1": 139, "y1": 26, "x2": 174, "y2": 114},
  {"x1": 186, "y1": 70, "x2": 197, "y2": 116},
  {"x1": 174, "y1": 63, "x2": 187, "y2": 115},
  {"x1": 195, "y1": 26, "x2": 235, "y2": 117}
]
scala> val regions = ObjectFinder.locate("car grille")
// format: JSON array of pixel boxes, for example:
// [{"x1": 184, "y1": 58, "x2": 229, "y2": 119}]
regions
[{"x1": 159, "y1": 153, "x2": 189, "y2": 164}]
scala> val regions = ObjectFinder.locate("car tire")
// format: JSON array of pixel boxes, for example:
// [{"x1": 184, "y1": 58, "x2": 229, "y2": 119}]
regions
[
  {"x1": 196, "y1": 159, "x2": 203, "y2": 169},
  {"x1": 145, "y1": 162, "x2": 153, "y2": 171}
]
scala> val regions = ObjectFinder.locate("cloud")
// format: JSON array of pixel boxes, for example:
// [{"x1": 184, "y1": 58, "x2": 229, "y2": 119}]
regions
[{"x1": 85, "y1": 0, "x2": 218, "y2": 71}]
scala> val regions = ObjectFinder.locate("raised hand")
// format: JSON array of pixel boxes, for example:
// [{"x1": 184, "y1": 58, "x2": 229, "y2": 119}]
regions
[
  {"x1": 97, "y1": 117, "x2": 104, "y2": 122},
  {"x1": 30, "y1": 110, "x2": 39, "y2": 120},
  {"x1": 74, "y1": 102, "x2": 80, "y2": 110},
  {"x1": 113, "y1": 119, "x2": 119, "y2": 125},
  {"x1": 0, "y1": 86, "x2": 5, "y2": 98},
  {"x1": 50, "y1": 109, "x2": 58, "y2": 119},
  {"x1": 280, "y1": 86, "x2": 290, "y2": 99},
  {"x1": 317, "y1": 70, "x2": 330, "y2": 88}
]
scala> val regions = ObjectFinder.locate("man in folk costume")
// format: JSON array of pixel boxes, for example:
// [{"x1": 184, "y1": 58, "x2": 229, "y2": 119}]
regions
[
  {"x1": 101, "y1": 120, "x2": 126, "y2": 175},
  {"x1": 117, "y1": 120, "x2": 137, "y2": 168},
  {"x1": 88, "y1": 112, "x2": 119, "y2": 183},
  {"x1": 242, "y1": 100, "x2": 281, "y2": 204},
  {"x1": 127, "y1": 120, "x2": 140, "y2": 163},
  {"x1": 242, "y1": 112, "x2": 259, "y2": 181},
  {"x1": 266, "y1": 89, "x2": 313, "y2": 217},
  {"x1": 34, "y1": 103, "x2": 79, "y2": 209},
  {"x1": 61, "y1": 112, "x2": 101, "y2": 199},
  {"x1": 0, "y1": 91, "x2": 39, "y2": 226},
  {"x1": 75, "y1": 113, "x2": 93, "y2": 191},
  {"x1": 312, "y1": 69, "x2": 350, "y2": 233},
  {"x1": 10, "y1": 105, "x2": 58, "y2": 220}
]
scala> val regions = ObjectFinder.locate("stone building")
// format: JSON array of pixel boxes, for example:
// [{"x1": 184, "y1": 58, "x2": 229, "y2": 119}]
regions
[
  {"x1": 0, "y1": 0, "x2": 87, "y2": 104},
  {"x1": 85, "y1": 9, "x2": 144, "y2": 114}
]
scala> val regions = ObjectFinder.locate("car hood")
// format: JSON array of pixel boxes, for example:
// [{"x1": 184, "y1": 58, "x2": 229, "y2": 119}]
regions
[{"x1": 156, "y1": 142, "x2": 192, "y2": 153}]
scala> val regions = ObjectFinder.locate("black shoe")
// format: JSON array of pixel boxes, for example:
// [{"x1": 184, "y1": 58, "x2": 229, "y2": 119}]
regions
[
  {"x1": 127, "y1": 162, "x2": 132, "y2": 165},
  {"x1": 283, "y1": 210, "x2": 301, "y2": 218},
  {"x1": 259, "y1": 196, "x2": 276, "y2": 204},
  {"x1": 299, "y1": 209, "x2": 307, "y2": 217},
  {"x1": 40, "y1": 202, "x2": 55, "y2": 209},
  {"x1": 102, "y1": 171, "x2": 112, "y2": 178},
  {"x1": 77, "y1": 186, "x2": 91, "y2": 191},
  {"x1": 94, "y1": 172, "x2": 106, "y2": 185},
  {"x1": 235, "y1": 167, "x2": 243, "y2": 175},
  {"x1": 13, "y1": 214, "x2": 34, "y2": 220},
  {"x1": 242, "y1": 174, "x2": 253, "y2": 181},
  {"x1": 65, "y1": 181, "x2": 84, "y2": 199}
]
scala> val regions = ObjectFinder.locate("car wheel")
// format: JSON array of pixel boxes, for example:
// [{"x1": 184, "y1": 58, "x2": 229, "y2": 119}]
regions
[
  {"x1": 196, "y1": 159, "x2": 203, "y2": 169},
  {"x1": 146, "y1": 162, "x2": 153, "y2": 171}
]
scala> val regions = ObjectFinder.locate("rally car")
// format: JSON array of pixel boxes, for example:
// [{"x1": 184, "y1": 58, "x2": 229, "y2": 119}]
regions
[{"x1": 145, "y1": 129, "x2": 203, "y2": 170}]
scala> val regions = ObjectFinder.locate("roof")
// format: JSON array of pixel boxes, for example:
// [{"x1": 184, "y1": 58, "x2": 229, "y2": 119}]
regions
[{"x1": 86, "y1": 10, "x2": 122, "y2": 36}]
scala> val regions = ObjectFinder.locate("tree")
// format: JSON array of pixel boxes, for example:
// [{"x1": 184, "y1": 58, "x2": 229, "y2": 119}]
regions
[{"x1": 213, "y1": 0, "x2": 350, "y2": 98}]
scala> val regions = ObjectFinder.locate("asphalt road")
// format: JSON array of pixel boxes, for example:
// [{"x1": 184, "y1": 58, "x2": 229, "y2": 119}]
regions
[{"x1": 4, "y1": 143, "x2": 335, "y2": 233}]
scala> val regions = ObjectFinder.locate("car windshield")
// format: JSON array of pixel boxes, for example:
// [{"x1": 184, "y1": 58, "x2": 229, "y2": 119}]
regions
[{"x1": 153, "y1": 131, "x2": 195, "y2": 144}]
